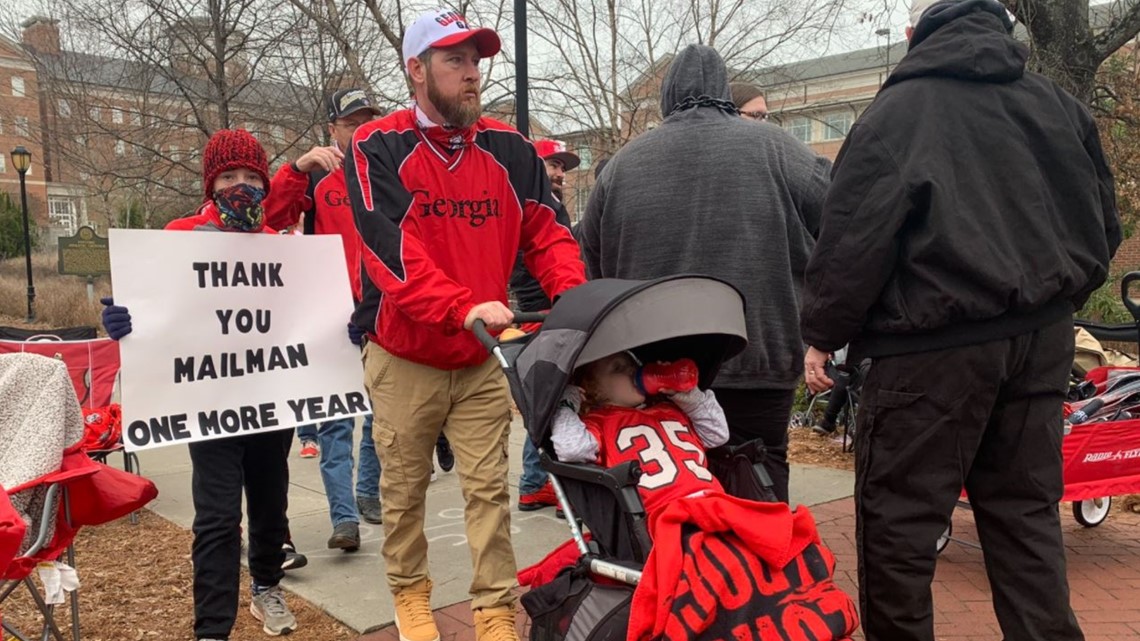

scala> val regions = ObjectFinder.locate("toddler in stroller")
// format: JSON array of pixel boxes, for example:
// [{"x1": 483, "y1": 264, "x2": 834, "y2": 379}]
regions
[{"x1": 492, "y1": 277, "x2": 858, "y2": 641}]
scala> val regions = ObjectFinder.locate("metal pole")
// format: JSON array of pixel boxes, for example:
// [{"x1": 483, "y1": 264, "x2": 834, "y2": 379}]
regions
[
  {"x1": 18, "y1": 170, "x2": 35, "y2": 323},
  {"x1": 514, "y1": 0, "x2": 529, "y2": 138}
]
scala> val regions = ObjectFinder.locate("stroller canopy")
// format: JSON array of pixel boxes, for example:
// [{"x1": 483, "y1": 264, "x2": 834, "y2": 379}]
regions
[{"x1": 513, "y1": 275, "x2": 748, "y2": 447}]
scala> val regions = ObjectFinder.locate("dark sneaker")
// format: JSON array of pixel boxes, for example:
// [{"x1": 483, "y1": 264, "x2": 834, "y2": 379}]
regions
[
  {"x1": 250, "y1": 585, "x2": 297, "y2": 636},
  {"x1": 281, "y1": 541, "x2": 307, "y2": 571},
  {"x1": 519, "y1": 482, "x2": 559, "y2": 511},
  {"x1": 327, "y1": 521, "x2": 361, "y2": 552},
  {"x1": 436, "y1": 437, "x2": 455, "y2": 472},
  {"x1": 357, "y1": 496, "x2": 382, "y2": 524}
]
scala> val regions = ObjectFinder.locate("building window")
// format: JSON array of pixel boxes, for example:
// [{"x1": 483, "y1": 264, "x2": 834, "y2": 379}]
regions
[
  {"x1": 271, "y1": 125, "x2": 284, "y2": 143},
  {"x1": 48, "y1": 198, "x2": 78, "y2": 235},
  {"x1": 89, "y1": 106, "x2": 102, "y2": 122},
  {"x1": 131, "y1": 111, "x2": 142, "y2": 126},
  {"x1": 11, "y1": 76, "x2": 25, "y2": 97},
  {"x1": 785, "y1": 117, "x2": 812, "y2": 143},
  {"x1": 0, "y1": 115, "x2": 4, "y2": 133},
  {"x1": 112, "y1": 108, "x2": 123, "y2": 124},
  {"x1": 578, "y1": 147, "x2": 593, "y2": 171},
  {"x1": 58, "y1": 99, "x2": 71, "y2": 118},
  {"x1": 0, "y1": 155, "x2": 6, "y2": 174},
  {"x1": 170, "y1": 144, "x2": 181, "y2": 161},
  {"x1": 14, "y1": 116, "x2": 30, "y2": 137},
  {"x1": 115, "y1": 140, "x2": 127, "y2": 156},
  {"x1": 823, "y1": 112, "x2": 853, "y2": 141},
  {"x1": 74, "y1": 134, "x2": 86, "y2": 147}
]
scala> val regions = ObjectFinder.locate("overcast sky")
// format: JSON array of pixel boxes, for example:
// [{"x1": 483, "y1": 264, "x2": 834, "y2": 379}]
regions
[{"x1": 3, "y1": 0, "x2": 910, "y2": 68}]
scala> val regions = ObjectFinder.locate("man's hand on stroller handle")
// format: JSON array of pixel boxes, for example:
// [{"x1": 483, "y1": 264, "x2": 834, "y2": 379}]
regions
[
  {"x1": 804, "y1": 346, "x2": 834, "y2": 394},
  {"x1": 464, "y1": 301, "x2": 514, "y2": 331}
]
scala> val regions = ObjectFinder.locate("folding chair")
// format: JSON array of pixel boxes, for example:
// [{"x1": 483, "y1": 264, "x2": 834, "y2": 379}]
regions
[
  {"x1": 0, "y1": 330, "x2": 139, "y2": 495},
  {"x1": 0, "y1": 354, "x2": 158, "y2": 641}
]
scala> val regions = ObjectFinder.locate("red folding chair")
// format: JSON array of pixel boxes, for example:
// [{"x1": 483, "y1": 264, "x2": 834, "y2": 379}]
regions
[
  {"x1": 0, "y1": 332, "x2": 139, "y2": 500},
  {"x1": 0, "y1": 354, "x2": 158, "y2": 641}
]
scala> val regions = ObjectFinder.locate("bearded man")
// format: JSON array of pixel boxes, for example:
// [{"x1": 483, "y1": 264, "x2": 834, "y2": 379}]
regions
[{"x1": 343, "y1": 9, "x2": 585, "y2": 641}]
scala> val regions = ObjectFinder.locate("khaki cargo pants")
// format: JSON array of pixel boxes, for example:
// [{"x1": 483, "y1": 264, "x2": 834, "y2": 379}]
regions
[{"x1": 363, "y1": 341, "x2": 517, "y2": 610}]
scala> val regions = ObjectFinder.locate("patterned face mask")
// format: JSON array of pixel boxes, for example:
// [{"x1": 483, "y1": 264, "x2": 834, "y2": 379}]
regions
[{"x1": 213, "y1": 182, "x2": 266, "y2": 232}]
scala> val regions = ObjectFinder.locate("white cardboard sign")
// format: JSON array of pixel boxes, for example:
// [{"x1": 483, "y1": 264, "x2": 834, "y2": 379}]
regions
[{"x1": 108, "y1": 229, "x2": 368, "y2": 451}]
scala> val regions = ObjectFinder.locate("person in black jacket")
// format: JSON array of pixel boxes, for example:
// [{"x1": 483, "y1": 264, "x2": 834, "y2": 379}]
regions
[
  {"x1": 800, "y1": 1, "x2": 1120, "y2": 640},
  {"x1": 511, "y1": 139, "x2": 579, "y2": 512}
]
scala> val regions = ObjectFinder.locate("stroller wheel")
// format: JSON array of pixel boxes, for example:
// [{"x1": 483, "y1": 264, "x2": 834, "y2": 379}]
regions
[
  {"x1": 936, "y1": 524, "x2": 952, "y2": 555},
  {"x1": 1072, "y1": 497, "x2": 1112, "y2": 527}
]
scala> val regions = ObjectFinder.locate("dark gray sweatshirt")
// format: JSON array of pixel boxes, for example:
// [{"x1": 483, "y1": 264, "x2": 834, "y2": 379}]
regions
[{"x1": 579, "y1": 45, "x2": 831, "y2": 389}]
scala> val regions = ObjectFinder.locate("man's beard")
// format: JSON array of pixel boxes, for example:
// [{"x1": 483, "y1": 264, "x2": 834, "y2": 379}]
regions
[
  {"x1": 427, "y1": 73, "x2": 481, "y2": 129},
  {"x1": 550, "y1": 180, "x2": 563, "y2": 200}
]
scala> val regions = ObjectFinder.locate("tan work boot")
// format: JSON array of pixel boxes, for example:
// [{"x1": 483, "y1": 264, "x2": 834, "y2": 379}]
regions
[
  {"x1": 393, "y1": 579, "x2": 439, "y2": 641},
  {"x1": 474, "y1": 605, "x2": 520, "y2": 641}
]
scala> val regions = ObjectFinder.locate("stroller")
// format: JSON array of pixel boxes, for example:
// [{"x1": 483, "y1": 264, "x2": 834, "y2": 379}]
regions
[{"x1": 474, "y1": 276, "x2": 857, "y2": 641}]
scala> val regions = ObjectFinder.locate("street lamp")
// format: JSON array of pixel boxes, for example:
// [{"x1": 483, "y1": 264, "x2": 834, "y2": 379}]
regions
[
  {"x1": 876, "y1": 28, "x2": 892, "y2": 85},
  {"x1": 10, "y1": 146, "x2": 35, "y2": 323}
]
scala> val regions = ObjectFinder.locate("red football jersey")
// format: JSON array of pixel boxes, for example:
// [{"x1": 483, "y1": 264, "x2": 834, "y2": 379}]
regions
[{"x1": 584, "y1": 402, "x2": 724, "y2": 517}]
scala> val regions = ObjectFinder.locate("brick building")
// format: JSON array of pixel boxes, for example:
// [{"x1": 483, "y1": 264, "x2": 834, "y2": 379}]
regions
[
  {"x1": 0, "y1": 35, "x2": 50, "y2": 241},
  {"x1": 0, "y1": 16, "x2": 323, "y2": 246}
]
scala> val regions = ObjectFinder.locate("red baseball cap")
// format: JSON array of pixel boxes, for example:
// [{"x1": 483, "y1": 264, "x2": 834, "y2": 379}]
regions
[
  {"x1": 534, "y1": 139, "x2": 581, "y2": 171},
  {"x1": 403, "y1": 9, "x2": 501, "y2": 70}
]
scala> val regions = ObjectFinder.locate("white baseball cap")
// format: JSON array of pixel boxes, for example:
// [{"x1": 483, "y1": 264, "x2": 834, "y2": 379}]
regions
[
  {"x1": 908, "y1": 0, "x2": 943, "y2": 27},
  {"x1": 403, "y1": 8, "x2": 502, "y2": 70}
]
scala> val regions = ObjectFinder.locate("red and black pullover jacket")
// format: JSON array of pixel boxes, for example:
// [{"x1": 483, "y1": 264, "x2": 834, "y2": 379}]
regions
[
  {"x1": 345, "y1": 109, "x2": 585, "y2": 370},
  {"x1": 265, "y1": 163, "x2": 363, "y2": 301}
]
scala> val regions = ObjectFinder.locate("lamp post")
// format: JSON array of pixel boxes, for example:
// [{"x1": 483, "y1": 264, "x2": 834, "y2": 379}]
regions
[
  {"x1": 876, "y1": 28, "x2": 892, "y2": 86},
  {"x1": 10, "y1": 146, "x2": 35, "y2": 323},
  {"x1": 514, "y1": 0, "x2": 529, "y2": 138}
]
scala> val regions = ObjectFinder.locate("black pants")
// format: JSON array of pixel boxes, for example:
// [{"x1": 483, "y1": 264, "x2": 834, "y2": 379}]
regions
[
  {"x1": 855, "y1": 318, "x2": 1083, "y2": 641},
  {"x1": 711, "y1": 387, "x2": 795, "y2": 502},
  {"x1": 189, "y1": 429, "x2": 292, "y2": 639}
]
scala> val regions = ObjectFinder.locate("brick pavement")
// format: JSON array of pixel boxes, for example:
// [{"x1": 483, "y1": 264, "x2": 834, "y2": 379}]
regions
[{"x1": 358, "y1": 497, "x2": 1140, "y2": 641}]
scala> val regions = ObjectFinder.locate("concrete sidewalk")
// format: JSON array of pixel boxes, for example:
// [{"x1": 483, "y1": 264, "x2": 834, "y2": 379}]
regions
[{"x1": 139, "y1": 417, "x2": 855, "y2": 634}]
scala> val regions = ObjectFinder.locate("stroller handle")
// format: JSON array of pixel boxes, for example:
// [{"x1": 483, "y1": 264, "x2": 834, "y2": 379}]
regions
[{"x1": 472, "y1": 312, "x2": 548, "y2": 368}]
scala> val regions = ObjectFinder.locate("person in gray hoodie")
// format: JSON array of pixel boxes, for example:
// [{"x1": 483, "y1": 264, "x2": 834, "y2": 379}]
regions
[{"x1": 578, "y1": 44, "x2": 831, "y2": 502}]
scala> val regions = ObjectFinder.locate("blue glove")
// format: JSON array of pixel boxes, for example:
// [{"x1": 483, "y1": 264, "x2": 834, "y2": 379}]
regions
[
  {"x1": 100, "y1": 297, "x2": 133, "y2": 341},
  {"x1": 348, "y1": 322, "x2": 366, "y2": 347}
]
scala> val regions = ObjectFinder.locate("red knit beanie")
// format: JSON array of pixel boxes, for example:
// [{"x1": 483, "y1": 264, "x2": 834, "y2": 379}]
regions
[{"x1": 201, "y1": 129, "x2": 270, "y2": 200}]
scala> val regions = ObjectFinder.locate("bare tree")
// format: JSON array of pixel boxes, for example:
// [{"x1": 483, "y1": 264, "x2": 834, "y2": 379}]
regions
[
  {"x1": 1008, "y1": 0, "x2": 1140, "y2": 104},
  {"x1": 4, "y1": 0, "x2": 346, "y2": 228},
  {"x1": 523, "y1": 0, "x2": 853, "y2": 158},
  {"x1": 282, "y1": 0, "x2": 516, "y2": 110}
]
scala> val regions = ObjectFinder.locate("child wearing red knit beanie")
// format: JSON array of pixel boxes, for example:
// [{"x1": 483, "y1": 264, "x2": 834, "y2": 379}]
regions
[{"x1": 101, "y1": 129, "x2": 300, "y2": 639}]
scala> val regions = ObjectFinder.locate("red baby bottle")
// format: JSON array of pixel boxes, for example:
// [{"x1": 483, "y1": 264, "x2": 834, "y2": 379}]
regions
[{"x1": 636, "y1": 359, "x2": 699, "y2": 395}]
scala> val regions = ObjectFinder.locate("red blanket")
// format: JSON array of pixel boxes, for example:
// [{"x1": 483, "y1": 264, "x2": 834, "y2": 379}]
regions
[{"x1": 629, "y1": 494, "x2": 858, "y2": 641}]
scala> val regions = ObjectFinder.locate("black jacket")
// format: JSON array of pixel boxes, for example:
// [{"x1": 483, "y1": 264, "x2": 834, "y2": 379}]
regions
[
  {"x1": 510, "y1": 199, "x2": 574, "y2": 311},
  {"x1": 801, "y1": 3, "x2": 1121, "y2": 358}
]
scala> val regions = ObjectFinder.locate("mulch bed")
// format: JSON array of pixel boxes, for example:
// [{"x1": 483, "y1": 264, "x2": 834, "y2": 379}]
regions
[{"x1": 1, "y1": 510, "x2": 356, "y2": 641}]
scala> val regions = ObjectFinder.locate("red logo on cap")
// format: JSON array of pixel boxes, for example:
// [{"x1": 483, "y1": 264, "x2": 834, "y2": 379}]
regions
[{"x1": 436, "y1": 11, "x2": 468, "y2": 29}]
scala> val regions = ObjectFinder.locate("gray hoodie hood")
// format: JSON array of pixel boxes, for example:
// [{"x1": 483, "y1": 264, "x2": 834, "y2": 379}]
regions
[{"x1": 660, "y1": 44, "x2": 732, "y2": 117}]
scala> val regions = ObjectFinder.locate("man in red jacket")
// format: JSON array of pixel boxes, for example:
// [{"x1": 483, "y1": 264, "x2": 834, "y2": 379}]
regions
[{"x1": 344, "y1": 9, "x2": 585, "y2": 641}]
